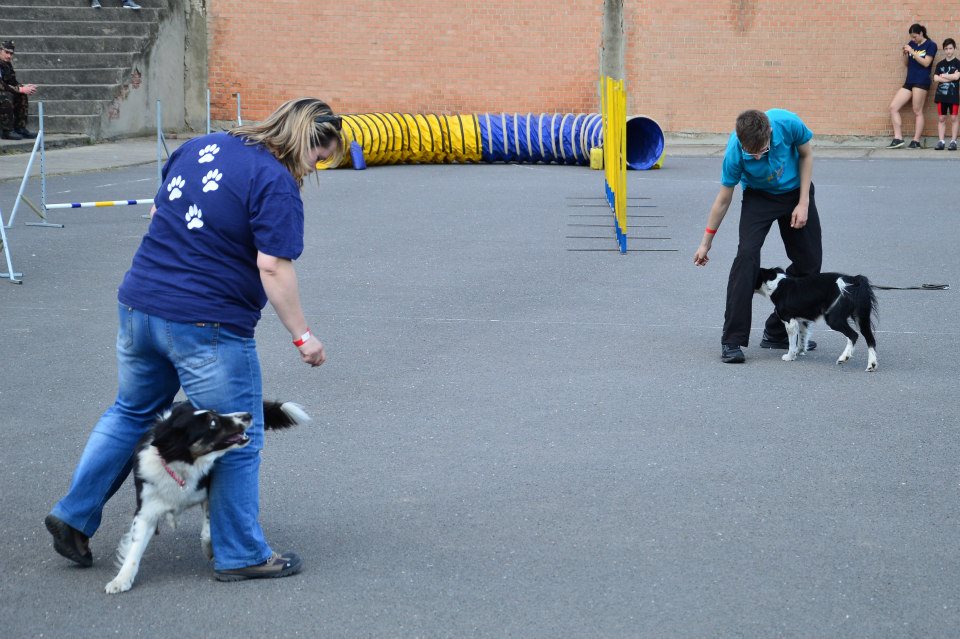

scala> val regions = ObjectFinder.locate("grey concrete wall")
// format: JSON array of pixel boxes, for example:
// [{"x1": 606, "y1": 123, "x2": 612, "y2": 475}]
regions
[{"x1": 98, "y1": 0, "x2": 207, "y2": 139}]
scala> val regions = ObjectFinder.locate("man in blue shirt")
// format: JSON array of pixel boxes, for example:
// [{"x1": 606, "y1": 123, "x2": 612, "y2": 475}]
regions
[{"x1": 693, "y1": 109, "x2": 822, "y2": 363}]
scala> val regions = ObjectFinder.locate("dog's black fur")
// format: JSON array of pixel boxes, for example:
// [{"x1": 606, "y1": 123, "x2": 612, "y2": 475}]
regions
[
  {"x1": 105, "y1": 400, "x2": 309, "y2": 593},
  {"x1": 755, "y1": 266, "x2": 879, "y2": 371}
]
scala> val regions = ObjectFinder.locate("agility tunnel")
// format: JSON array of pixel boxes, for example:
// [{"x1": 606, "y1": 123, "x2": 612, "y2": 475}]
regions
[{"x1": 332, "y1": 112, "x2": 663, "y2": 170}]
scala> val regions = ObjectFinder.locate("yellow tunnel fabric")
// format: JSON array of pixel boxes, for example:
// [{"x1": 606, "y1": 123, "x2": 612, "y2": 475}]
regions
[{"x1": 338, "y1": 113, "x2": 483, "y2": 166}]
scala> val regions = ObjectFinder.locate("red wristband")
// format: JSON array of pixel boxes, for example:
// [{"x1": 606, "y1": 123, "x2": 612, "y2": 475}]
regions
[
  {"x1": 705, "y1": 227, "x2": 717, "y2": 235},
  {"x1": 293, "y1": 329, "x2": 311, "y2": 347}
]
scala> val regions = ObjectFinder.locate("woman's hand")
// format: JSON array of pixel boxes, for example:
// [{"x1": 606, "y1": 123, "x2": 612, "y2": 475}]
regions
[{"x1": 296, "y1": 336, "x2": 327, "y2": 367}]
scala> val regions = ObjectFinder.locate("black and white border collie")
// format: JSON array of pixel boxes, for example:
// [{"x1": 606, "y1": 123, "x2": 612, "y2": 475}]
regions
[
  {"x1": 105, "y1": 400, "x2": 310, "y2": 594},
  {"x1": 755, "y1": 267, "x2": 879, "y2": 371}
]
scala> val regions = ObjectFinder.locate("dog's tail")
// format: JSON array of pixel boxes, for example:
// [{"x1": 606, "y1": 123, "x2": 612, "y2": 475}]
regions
[
  {"x1": 847, "y1": 275, "x2": 879, "y2": 347},
  {"x1": 263, "y1": 401, "x2": 311, "y2": 430}
]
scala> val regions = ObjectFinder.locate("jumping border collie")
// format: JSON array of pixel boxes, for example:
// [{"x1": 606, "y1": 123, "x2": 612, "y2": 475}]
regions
[
  {"x1": 755, "y1": 267, "x2": 879, "y2": 371},
  {"x1": 105, "y1": 400, "x2": 310, "y2": 594}
]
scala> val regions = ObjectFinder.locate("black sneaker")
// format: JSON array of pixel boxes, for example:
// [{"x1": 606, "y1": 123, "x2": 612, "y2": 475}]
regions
[
  {"x1": 759, "y1": 334, "x2": 818, "y2": 351},
  {"x1": 1, "y1": 129, "x2": 23, "y2": 140},
  {"x1": 721, "y1": 344, "x2": 745, "y2": 364},
  {"x1": 950, "y1": 140, "x2": 958, "y2": 151},
  {"x1": 14, "y1": 127, "x2": 36, "y2": 139},
  {"x1": 44, "y1": 514, "x2": 93, "y2": 567},
  {"x1": 887, "y1": 138, "x2": 904, "y2": 149},
  {"x1": 908, "y1": 140, "x2": 922, "y2": 149},
  {"x1": 935, "y1": 140, "x2": 946, "y2": 150},
  {"x1": 215, "y1": 551, "x2": 302, "y2": 582}
]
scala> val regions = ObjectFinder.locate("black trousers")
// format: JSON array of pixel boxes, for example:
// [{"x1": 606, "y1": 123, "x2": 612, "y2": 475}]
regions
[
  {"x1": 722, "y1": 183, "x2": 822, "y2": 346},
  {"x1": 0, "y1": 91, "x2": 28, "y2": 131}
]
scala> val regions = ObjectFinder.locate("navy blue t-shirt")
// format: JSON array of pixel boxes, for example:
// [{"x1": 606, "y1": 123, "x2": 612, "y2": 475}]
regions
[
  {"x1": 118, "y1": 132, "x2": 304, "y2": 337},
  {"x1": 906, "y1": 38, "x2": 938, "y2": 85}
]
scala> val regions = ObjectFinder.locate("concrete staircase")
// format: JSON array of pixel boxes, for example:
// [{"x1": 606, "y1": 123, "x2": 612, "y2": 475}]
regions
[{"x1": 0, "y1": 0, "x2": 167, "y2": 138}]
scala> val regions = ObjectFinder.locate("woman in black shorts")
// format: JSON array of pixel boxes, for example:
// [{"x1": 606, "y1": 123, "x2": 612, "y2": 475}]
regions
[{"x1": 888, "y1": 23, "x2": 937, "y2": 148}]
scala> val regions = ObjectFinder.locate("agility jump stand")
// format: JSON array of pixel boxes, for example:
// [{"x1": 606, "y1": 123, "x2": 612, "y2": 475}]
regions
[
  {"x1": 0, "y1": 102, "x2": 47, "y2": 283},
  {"x1": 0, "y1": 203, "x2": 23, "y2": 283},
  {"x1": 4, "y1": 101, "x2": 164, "y2": 232}
]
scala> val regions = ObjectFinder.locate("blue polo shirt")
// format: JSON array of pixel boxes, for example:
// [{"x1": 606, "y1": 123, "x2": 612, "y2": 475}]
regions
[
  {"x1": 118, "y1": 132, "x2": 305, "y2": 337},
  {"x1": 720, "y1": 109, "x2": 813, "y2": 194}
]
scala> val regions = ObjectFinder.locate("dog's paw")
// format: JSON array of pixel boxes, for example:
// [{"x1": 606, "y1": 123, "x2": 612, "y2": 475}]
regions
[
  {"x1": 201, "y1": 536, "x2": 213, "y2": 560},
  {"x1": 782, "y1": 353, "x2": 797, "y2": 362},
  {"x1": 865, "y1": 362, "x2": 878, "y2": 372},
  {"x1": 105, "y1": 578, "x2": 132, "y2": 594}
]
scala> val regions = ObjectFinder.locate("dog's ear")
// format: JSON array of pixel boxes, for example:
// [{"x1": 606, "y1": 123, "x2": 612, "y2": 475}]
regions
[
  {"x1": 166, "y1": 403, "x2": 200, "y2": 429},
  {"x1": 774, "y1": 266, "x2": 785, "y2": 275},
  {"x1": 755, "y1": 267, "x2": 773, "y2": 289}
]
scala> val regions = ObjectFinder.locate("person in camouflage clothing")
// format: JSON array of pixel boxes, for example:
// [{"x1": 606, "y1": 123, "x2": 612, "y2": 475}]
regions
[{"x1": 0, "y1": 40, "x2": 38, "y2": 140}]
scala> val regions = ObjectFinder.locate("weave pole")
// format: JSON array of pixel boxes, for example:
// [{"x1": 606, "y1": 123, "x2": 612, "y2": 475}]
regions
[
  {"x1": 601, "y1": 0, "x2": 627, "y2": 254},
  {"x1": 602, "y1": 77, "x2": 628, "y2": 253}
]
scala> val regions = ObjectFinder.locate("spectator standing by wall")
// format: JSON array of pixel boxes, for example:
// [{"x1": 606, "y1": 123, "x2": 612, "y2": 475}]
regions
[
  {"x1": 888, "y1": 23, "x2": 937, "y2": 149},
  {"x1": 0, "y1": 40, "x2": 37, "y2": 141},
  {"x1": 933, "y1": 38, "x2": 960, "y2": 150}
]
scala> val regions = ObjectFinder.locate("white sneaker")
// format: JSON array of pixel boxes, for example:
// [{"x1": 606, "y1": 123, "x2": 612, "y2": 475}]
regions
[
  {"x1": 122, "y1": 0, "x2": 141, "y2": 8},
  {"x1": 90, "y1": 0, "x2": 101, "y2": 7}
]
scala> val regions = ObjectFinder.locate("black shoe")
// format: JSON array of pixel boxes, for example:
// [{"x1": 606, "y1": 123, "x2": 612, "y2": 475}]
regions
[
  {"x1": 215, "y1": 551, "x2": 302, "y2": 581},
  {"x1": 1, "y1": 129, "x2": 23, "y2": 140},
  {"x1": 908, "y1": 140, "x2": 922, "y2": 149},
  {"x1": 950, "y1": 140, "x2": 957, "y2": 151},
  {"x1": 44, "y1": 514, "x2": 93, "y2": 567},
  {"x1": 886, "y1": 138, "x2": 904, "y2": 149},
  {"x1": 759, "y1": 335, "x2": 817, "y2": 351},
  {"x1": 721, "y1": 344, "x2": 745, "y2": 364},
  {"x1": 935, "y1": 140, "x2": 946, "y2": 150},
  {"x1": 14, "y1": 127, "x2": 36, "y2": 139}
]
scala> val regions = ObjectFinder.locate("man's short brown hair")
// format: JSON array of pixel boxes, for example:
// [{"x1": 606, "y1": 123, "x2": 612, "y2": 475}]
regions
[{"x1": 735, "y1": 110, "x2": 771, "y2": 153}]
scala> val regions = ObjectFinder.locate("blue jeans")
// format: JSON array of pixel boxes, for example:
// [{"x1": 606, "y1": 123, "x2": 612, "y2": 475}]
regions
[{"x1": 50, "y1": 304, "x2": 273, "y2": 570}]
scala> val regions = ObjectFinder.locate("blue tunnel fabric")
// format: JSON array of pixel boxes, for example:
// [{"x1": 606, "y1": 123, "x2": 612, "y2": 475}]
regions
[{"x1": 477, "y1": 113, "x2": 604, "y2": 165}]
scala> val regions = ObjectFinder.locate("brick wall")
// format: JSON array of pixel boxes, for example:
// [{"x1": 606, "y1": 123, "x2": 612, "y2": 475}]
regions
[{"x1": 207, "y1": 0, "x2": 960, "y2": 137}]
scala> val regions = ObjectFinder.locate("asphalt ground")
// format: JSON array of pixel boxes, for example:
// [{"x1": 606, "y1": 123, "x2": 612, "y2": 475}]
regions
[{"x1": 0, "y1": 149, "x2": 957, "y2": 638}]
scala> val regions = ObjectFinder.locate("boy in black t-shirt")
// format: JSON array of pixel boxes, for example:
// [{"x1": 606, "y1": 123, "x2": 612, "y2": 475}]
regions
[{"x1": 933, "y1": 38, "x2": 960, "y2": 150}]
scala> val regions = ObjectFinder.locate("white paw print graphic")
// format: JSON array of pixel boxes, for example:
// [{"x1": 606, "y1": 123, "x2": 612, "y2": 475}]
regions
[
  {"x1": 202, "y1": 169, "x2": 222, "y2": 193},
  {"x1": 198, "y1": 144, "x2": 220, "y2": 164},
  {"x1": 184, "y1": 204, "x2": 204, "y2": 230},
  {"x1": 166, "y1": 175, "x2": 185, "y2": 201}
]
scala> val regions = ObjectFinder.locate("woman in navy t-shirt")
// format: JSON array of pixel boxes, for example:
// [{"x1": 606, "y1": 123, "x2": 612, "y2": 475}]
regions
[
  {"x1": 46, "y1": 98, "x2": 343, "y2": 583},
  {"x1": 888, "y1": 23, "x2": 938, "y2": 148}
]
